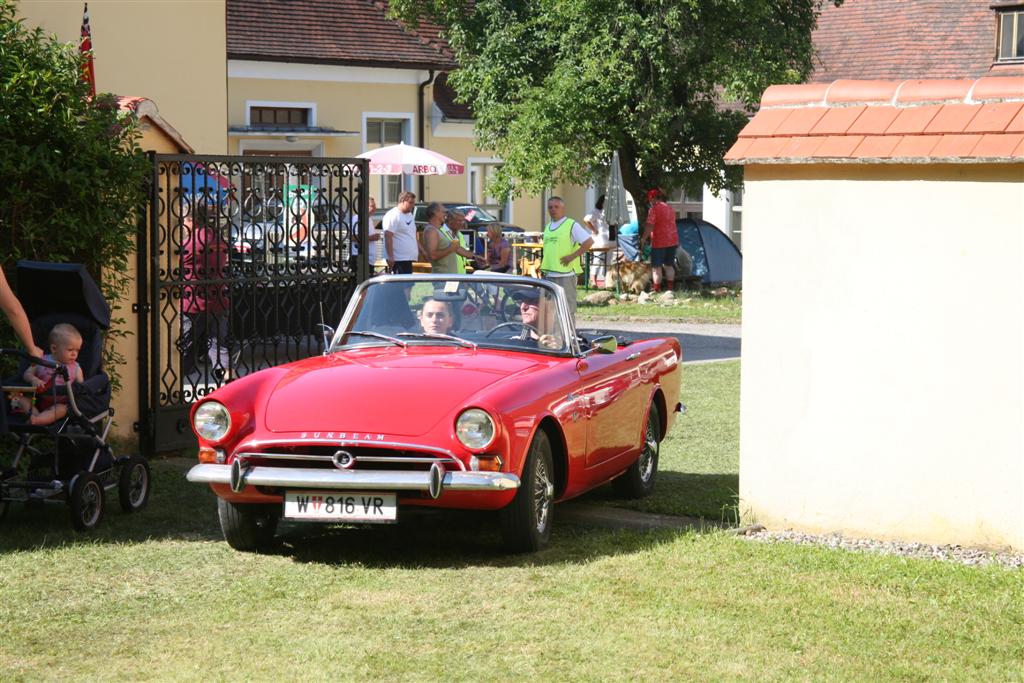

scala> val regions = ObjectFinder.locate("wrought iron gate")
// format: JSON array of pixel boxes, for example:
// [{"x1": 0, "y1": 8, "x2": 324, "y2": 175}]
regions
[{"x1": 136, "y1": 154, "x2": 368, "y2": 454}]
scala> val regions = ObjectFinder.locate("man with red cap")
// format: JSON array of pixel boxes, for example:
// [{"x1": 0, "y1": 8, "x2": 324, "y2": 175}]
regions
[{"x1": 640, "y1": 188, "x2": 679, "y2": 293}]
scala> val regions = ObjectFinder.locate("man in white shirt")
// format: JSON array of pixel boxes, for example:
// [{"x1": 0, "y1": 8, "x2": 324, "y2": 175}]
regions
[
  {"x1": 540, "y1": 196, "x2": 593, "y2": 317},
  {"x1": 382, "y1": 191, "x2": 419, "y2": 274}
]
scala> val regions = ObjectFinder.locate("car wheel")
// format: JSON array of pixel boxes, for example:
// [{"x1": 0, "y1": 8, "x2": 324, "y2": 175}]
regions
[
  {"x1": 69, "y1": 472, "x2": 105, "y2": 531},
  {"x1": 613, "y1": 402, "x2": 661, "y2": 498},
  {"x1": 217, "y1": 498, "x2": 279, "y2": 552},
  {"x1": 118, "y1": 456, "x2": 151, "y2": 513},
  {"x1": 500, "y1": 429, "x2": 555, "y2": 552}
]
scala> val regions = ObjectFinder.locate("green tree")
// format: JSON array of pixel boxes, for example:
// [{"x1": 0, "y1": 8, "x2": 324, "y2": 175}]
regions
[
  {"x1": 392, "y1": 0, "x2": 840, "y2": 207},
  {"x1": 0, "y1": 0, "x2": 149, "y2": 379}
]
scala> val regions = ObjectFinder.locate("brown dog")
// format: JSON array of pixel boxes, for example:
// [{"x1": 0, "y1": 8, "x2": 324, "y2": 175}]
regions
[{"x1": 604, "y1": 260, "x2": 652, "y2": 294}]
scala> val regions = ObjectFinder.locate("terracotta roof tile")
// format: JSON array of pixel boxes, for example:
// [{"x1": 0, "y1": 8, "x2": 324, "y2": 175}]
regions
[
  {"x1": 724, "y1": 137, "x2": 754, "y2": 161},
  {"x1": 1013, "y1": 138, "x2": 1024, "y2": 157},
  {"x1": 227, "y1": 0, "x2": 456, "y2": 69},
  {"x1": 827, "y1": 80, "x2": 900, "y2": 103},
  {"x1": 972, "y1": 133, "x2": 1024, "y2": 158},
  {"x1": 963, "y1": 102, "x2": 1024, "y2": 133},
  {"x1": 761, "y1": 83, "x2": 829, "y2": 107},
  {"x1": 972, "y1": 77, "x2": 1024, "y2": 101},
  {"x1": 811, "y1": 135, "x2": 865, "y2": 158},
  {"x1": 811, "y1": 0, "x2": 999, "y2": 82},
  {"x1": 924, "y1": 104, "x2": 981, "y2": 134},
  {"x1": 931, "y1": 134, "x2": 983, "y2": 158},
  {"x1": 728, "y1": 77, "x2": 1024, "y2": 164},
  {"x1": 810, "y1": 106, "x2": 867, "y2": 135},
  {"x1": 852, "y1": 136, "x2": 901, "y2": 158},
  {"x1": 778, "y1": 136, "x2": 825, "y2": 158},
  {"x1": 1007, "y1": 107, "x2": 1024, "y2": 133},
  {"x1": 739, "y1": 108, "x2": 794, "y2": 137},
  {"x1": 885, "y1": 104, "x2": 942, "y2": 135},
  {"x1": 847, "y1": 107, "x2": 901, "y2": 135},
  {"x1": 890, "y1": 135, "x2": 941, "y2": 158},
  {"x1": 897, "y1": 79, "x2": 974, "y2": 103},
  {"x1": 745, "y1": 136, "x2": 793, "y2": 158},
  {"x1": 775, "y1": 107, "x2": 829, "y2": 136}
]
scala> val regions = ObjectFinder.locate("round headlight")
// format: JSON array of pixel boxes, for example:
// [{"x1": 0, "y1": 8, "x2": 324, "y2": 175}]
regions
[
  {"x1": 455, "y1": 408, "x2": 496, "y2": 450},
  {"x1": 194, "y1": 401, "x2": 231, "y2": 442}
]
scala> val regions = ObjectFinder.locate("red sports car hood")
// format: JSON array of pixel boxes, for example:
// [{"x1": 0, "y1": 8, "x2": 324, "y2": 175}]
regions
[{"x1": 264, "y1": 348, "x2": 544, "y2": 436}]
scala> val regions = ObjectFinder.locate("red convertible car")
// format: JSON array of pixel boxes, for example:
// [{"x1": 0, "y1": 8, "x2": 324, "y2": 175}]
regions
[{"x1": 187, "y1": 274, "x2": 683, "y2": 552}]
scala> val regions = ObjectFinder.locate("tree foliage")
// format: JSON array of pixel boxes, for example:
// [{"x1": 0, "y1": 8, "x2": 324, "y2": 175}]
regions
[
  {"x1": 391, "y1": 0, "x2": 840, "y2": 204},
  {"x1": 0, "y1": 0, "x2": 149, "y2": 382}
]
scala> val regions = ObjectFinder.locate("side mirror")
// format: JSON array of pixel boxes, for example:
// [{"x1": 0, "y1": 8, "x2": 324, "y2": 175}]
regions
[
  {"x1": 319, "y1": 324, "x2": 336, "y2": 353},
  {"x1": 586, "y1": 335, "x2": 617, "y2": 355}
]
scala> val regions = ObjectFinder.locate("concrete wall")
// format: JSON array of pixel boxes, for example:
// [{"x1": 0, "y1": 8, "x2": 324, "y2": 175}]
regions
[
  {"x1": 19, "y1": 0, "x2": 227, "y2": 154},
  {"x1": 739, "y1": 163, "x2": 1024, "y2": 550}
]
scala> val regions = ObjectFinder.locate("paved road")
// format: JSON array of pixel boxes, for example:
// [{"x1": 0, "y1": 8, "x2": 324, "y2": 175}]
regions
[{"x1": 575, "y1": 319, "x2": 741, "y2": 364}]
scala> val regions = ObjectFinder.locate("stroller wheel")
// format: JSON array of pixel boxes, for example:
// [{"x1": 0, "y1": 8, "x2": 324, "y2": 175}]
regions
[
  {"x1": 118, "y1": 456, "x2": 151, "y2": 513},
  {"x1": 69, "y1": 472, "x2": 105, "y2": 531}
]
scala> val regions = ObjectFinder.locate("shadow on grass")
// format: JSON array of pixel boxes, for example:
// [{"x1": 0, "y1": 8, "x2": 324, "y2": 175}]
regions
[
  {"x1": 579, "y1": 471, "x2": 740, "y2": 524},
  {"x1": 0, "y1": 457, "x2": 704, "y2": 568}
]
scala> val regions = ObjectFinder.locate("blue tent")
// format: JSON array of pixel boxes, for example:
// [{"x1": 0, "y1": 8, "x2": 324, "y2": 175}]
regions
[{"x1": 676, "y1": 218, "x2": 742, "y2": 286}]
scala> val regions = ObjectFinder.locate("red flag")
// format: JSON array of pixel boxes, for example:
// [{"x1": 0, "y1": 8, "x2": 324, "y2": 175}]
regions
[{"x1": 80, "y1": 3, "x2": 96, "y2": 97}]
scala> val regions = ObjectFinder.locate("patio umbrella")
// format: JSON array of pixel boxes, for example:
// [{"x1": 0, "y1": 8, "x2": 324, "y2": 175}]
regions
[
  {"x1": 179, "y1": 161, "x2": 232, "y2": 202},
  {"x1": 603, "y1": 150, "x2": 631, "y2": 227},
  {"x1": 357, "y1": 142, "x2": 465, "y2": 176}
]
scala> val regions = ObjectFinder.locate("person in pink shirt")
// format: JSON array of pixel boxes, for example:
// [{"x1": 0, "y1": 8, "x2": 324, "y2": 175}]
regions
[{"x1": 640, "y1": 188, "x2": 679, "y2": 293}]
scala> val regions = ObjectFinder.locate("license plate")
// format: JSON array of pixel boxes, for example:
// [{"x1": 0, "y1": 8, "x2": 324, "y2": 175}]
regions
[{"x1": 283, "y1": 491, "x2": 397, "y2": 523}]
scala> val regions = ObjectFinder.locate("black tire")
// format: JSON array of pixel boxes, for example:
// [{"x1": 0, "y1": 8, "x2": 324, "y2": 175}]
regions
[
  {"x1": 500, "y1": 429, "x2": 555, "y2": 552},
  {"x1": 118, "y1": 456, "x2": 151, "y2": 513},
  {"x1": 69, "y1": 472, "x2": 105, "y2": 531},
  {"x1": 613, "y1": 402, "x2": 661, "y2": 498},
  {"x1": 217, "y1": 498, "x2": 279, "y2": 552}
]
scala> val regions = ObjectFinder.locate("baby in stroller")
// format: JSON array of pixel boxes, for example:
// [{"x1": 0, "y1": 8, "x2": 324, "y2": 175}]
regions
[
  {"x1": 9, "y1": 322, "x2": 85, "y2": 426},
  {"x1": 1, "y1": 261, "x2": 150, "y2": 530}
]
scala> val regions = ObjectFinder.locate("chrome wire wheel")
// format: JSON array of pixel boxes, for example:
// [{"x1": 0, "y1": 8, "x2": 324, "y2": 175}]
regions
[
  {"x1": 533, "y1": 452, "x2": 554, "y2": 534},
  {"x1": 638, "y1": 412, "x2": 659, "y2": 485}
]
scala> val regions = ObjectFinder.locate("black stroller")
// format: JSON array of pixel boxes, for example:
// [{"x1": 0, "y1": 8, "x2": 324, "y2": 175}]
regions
[{"x1": 0, "y1": 261, "x2": 150, "y2": 530}]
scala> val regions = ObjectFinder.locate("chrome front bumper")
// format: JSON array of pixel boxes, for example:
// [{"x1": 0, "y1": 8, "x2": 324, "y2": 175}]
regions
[{"x1": 187, "y1": 463, "x2": 520, "y2": 499}]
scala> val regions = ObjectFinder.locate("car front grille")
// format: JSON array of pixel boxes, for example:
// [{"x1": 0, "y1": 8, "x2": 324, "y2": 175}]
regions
[{"x1": 235, "y1": 445, "x2": 466, "y2": 473}]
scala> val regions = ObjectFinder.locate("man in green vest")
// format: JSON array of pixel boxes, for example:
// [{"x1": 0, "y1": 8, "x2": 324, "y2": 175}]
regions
[{"x1": 540, "y1": 196, "x2": 593, "y2": 317}]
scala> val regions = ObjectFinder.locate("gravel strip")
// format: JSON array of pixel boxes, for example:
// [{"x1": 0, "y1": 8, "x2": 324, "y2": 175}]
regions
[{"x1": 740, "y1": 528, "x2": 1024, "y2": 569}]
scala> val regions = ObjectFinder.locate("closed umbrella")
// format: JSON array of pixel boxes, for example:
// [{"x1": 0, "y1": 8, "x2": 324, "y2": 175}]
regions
[
  {"x1": 603, "y1": 151, "x2": 631, "y2": 228},
  {"x1": 357, "y1": 142, "x2": 465, "y2": 176}
]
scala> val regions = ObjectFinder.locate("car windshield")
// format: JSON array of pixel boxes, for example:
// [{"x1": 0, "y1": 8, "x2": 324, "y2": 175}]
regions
[
  {"x1": 331, "y1": 275, "x2": 571, "y2": 354},
  {"x1": 447, "y1": 204, "x2": 498, "y2": 223}
]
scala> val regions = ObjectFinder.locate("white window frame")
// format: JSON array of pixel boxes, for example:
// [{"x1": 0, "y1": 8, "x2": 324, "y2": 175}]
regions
[
  {"x1": 362, "y1": 112, "x2": 415, "y2": 196},
  {"x1": 467, "y1": 156, "x2": 512, "y2": 223}
]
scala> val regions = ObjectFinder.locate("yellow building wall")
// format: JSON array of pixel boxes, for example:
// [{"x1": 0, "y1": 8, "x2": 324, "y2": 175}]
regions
[
  {"x1": 228, "y1": 75, "x2": 588, "y2": 232},
  {"x1": 739, "y1": 163, "x2": 1024, "y2": 550},
  {"x1": 18, "y1": 0, "x2": 226, "y2": 154}
]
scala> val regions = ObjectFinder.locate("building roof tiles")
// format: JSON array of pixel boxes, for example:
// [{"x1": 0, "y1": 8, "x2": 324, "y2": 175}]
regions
[
  {"x1": 227, "y1": 0, "x2": 456, "y2": 70},
  {"x1": 725, "y1": 77, "x2": 1024, "y2": 164}
]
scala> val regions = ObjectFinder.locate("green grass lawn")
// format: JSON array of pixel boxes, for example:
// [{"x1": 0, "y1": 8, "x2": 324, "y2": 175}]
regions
[
  {"x1": 2, "y1": 359, "x2": 1022, "y2": 680},
  {"x1": 576, "y1": 287, "x2": 742, "y2": 323}
]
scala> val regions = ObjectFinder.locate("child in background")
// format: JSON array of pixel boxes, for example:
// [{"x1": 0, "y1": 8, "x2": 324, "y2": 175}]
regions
[{"x1": 10, "y1": 323, "x2": 85, "y2": 426}]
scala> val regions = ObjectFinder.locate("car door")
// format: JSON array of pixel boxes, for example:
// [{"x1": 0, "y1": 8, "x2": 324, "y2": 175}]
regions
[{"x1": 577, "y1": 347, "x2": 646, "y2": 468}]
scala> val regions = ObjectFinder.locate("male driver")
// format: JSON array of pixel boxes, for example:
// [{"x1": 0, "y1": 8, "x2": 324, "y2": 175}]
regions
[
  {"x1": 540, "y1": 196, "x2": 592, "y2": 317},
  {"x1": 418, "y1": 298, "x2": 454, "y2": 335},
  {"x1": 511, "y1": 288, "x2": 560, "y2": 350},
  {"x1": 383, "y1": 191, "x2": 419, "y2": 274}
]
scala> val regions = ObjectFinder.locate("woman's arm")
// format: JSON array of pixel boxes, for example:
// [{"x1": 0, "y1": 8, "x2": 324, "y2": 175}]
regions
[{"x1": 0, "y1": 266, "x2": 43, "y2": 358}]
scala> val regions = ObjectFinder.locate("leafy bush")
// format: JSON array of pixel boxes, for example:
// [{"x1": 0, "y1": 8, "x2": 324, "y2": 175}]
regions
[{"x1": 0, "y1": 0, "x2": 149, "y2": 386}]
